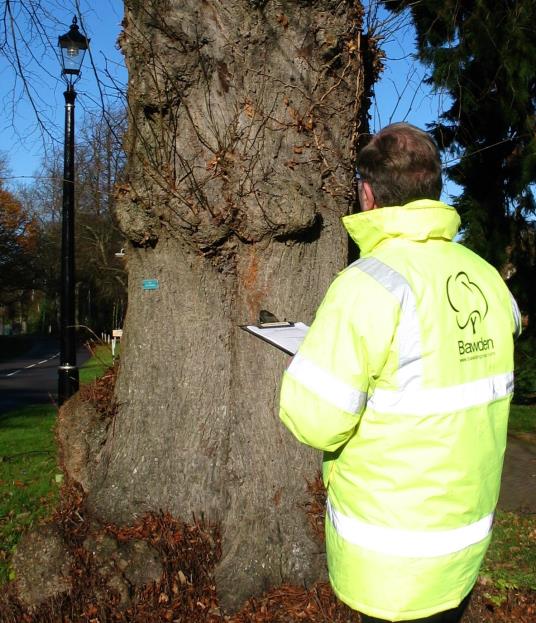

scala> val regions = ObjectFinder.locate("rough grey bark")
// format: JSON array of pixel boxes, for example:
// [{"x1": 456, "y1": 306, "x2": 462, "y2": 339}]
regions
[{"x1": 78, "y1": 0, "x2": 368, "y2": 611}]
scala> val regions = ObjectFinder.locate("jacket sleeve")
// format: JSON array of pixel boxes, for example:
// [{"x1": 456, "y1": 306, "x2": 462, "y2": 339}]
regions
[
  {"x1": 279, "y1": 267, "x2": 398, "y2": 452},
  {"x1": 509, "y1": 291, "x2": 523, "y2": 338}
]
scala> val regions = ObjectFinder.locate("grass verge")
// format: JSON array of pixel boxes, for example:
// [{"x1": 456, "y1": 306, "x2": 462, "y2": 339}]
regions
[
  {"x1": 0, "y1": 405, "x2": 60, "y2": 584},
  {"x1": 481, "y1": 510, "x2": 536, "y2": 603},
  {"x1": 479, "y1": 403, "x2": 536, "y2": 603},
  {"x1": 0, "y1": 341, "x2": 115, "y2": 585},
  {"x1": 78, "y1": 343, "x2": 114, "y2": 384}
]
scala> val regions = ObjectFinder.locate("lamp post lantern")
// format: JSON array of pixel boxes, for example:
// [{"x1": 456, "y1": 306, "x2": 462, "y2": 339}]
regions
[{"x1": 57, "y1": 16, "x2": 89, "y2": 405}]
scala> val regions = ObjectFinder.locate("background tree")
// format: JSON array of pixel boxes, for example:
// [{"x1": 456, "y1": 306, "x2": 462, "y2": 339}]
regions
[
  {"x1": 0, "y1": 186, "x2": 40, "y2": 308},
  {"x1": 384, "y1": 0, "x2": 536, "y2": 327},
  {"x1": 0, "y1": 1, "x2": 128, "y2": 335},
  {"x1": 75, "y1": 108, "x2": 127, "y2": 331},
  {"x1": 10, "y1": 107, "x2": 128, "y2": 335}
]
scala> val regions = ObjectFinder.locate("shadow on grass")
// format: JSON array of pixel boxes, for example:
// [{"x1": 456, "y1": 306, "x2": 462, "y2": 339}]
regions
[{"x1": 0, "y1": 405, "x2": 57, "y2": 429}]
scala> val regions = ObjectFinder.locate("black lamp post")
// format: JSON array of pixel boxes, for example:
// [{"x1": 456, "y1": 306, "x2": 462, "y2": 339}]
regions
[{"x1": 57, "y1": 16, "x2": 89, "y2": 405}]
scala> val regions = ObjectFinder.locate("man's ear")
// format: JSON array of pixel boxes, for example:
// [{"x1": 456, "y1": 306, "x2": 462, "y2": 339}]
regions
[{"x1": 360, "y1": 181, "x2": 377, "y2": 212}]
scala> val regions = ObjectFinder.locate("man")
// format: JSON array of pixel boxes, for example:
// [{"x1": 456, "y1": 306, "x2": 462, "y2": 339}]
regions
[{"x1": 279, "y1": 123, "x2": 521, "y2": 622}]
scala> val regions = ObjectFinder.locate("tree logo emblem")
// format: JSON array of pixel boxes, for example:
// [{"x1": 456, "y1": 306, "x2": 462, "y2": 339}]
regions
[{"x1": 446, "y1": 272, "x2": 488, "y2": 335}]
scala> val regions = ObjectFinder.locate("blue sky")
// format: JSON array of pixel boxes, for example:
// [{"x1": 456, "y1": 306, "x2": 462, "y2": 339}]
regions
[{"x1": 0, "y1": 1, "x2": 457, "y2": 200}]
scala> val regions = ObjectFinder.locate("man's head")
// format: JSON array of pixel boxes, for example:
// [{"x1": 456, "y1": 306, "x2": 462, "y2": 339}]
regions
[{"x1": 356, "y1": 122, "x2": 442, "y2": 211}]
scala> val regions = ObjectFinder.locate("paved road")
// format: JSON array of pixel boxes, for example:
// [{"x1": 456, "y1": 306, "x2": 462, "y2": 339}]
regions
[
  {"x1": 0, "y1": 338, "x2": 90, "y2": 415},
  {"x1": 499, "y1": 434, "x2": 536, "y2": 514}
]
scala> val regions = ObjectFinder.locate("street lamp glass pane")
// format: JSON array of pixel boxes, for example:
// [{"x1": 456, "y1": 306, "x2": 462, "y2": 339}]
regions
[{"x1": 61, "y1": 46, "x2": 84, "y2": 75}]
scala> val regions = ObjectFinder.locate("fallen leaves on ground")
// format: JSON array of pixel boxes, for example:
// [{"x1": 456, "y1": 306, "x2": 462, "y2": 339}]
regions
[{"x1": 1, "y1": 483, "x2": 534, "y2": 623}]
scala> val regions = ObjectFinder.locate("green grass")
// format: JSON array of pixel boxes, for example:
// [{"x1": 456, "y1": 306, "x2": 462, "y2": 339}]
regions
[
  {"x1": 481, "y1": 510, "x2": 536, "y2": 602},
  {"x1": 480, "y1": 404, "x2": 536, "y2": 601},
  {"x1": 0, "y1": 341, "x2": 116, "y2": 585},
  {"x1": 0, "y1": 405, "x2": 60, "y2": 584},
  {"x1": 79, "y1": 343, "x2": 114, "y2": 384}
]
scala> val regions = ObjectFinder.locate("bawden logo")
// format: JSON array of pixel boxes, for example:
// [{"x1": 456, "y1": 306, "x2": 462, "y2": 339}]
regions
[
  {"x1": 446, "y1": 271, "x2": 495, "y2": 359},
  {"x1": 446, "y1": 272, "x2": 488, "y2": 333}
]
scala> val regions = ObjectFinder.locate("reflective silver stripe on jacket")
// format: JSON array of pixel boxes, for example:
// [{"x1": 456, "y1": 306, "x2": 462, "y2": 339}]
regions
[
  {"x1": 368, "y1": 371, "x2": 513, "y2": 415},
  {"x1": 287, "y1": 353, "x2": 367, "y2": 414},
  {"x1": 510, "y1": 292, "x2": 522, "y2": 338},
  {"x1": 326, "y1": 498, "x2": 493, "y2": 558},
  {"x1": 354, "y1": 257, "x2": 423, "y2": 394}
]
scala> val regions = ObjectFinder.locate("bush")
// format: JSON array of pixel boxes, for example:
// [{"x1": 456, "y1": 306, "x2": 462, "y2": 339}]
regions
[{"x1": 514, "y1": 336, "x2": 536, "y2": 404}]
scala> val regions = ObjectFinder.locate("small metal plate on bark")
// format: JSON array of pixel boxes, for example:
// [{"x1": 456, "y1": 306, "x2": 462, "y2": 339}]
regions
[{"x1": 142, "y1": 279, "x2": 159, "y2": 290}]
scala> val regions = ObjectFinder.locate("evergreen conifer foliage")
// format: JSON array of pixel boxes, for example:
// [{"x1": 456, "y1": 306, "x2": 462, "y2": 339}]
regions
[{"x1": 384, "y1": 0, "x2": 536, "y2": 287}]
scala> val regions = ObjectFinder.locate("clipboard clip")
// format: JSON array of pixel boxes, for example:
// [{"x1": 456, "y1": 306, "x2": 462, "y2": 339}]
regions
[{"x1": 257, "y1": 309, "x2": 294, "y2": 329}]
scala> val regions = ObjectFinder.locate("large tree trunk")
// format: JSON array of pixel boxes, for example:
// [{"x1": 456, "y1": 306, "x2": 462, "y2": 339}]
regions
[{"x1": 83, "y1": 0, "x2": 368, "y2": 611}]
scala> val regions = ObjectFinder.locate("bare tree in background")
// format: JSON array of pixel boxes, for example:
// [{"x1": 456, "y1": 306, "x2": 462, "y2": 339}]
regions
[
  {"x1": 10, "y1": 107, "x2": 128, "y2": 333},
  {"x1": 75, "y1": 108, "x2": 127, "y2": 329}
]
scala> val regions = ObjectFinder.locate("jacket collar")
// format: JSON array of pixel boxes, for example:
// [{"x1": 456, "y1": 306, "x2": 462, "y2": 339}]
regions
[{"x1": 342, "y1": 199, "x2": 461, "y2": 255}]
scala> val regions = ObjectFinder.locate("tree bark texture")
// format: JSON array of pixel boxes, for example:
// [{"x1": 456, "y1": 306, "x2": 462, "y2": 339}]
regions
[{"x1": 83, "y1": 0, "x2": 368, "y2": 610}]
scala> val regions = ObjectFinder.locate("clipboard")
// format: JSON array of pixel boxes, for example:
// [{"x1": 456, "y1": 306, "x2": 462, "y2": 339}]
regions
[{"x1": 241, "y1": 321, "x2": 309, "y2": 355}]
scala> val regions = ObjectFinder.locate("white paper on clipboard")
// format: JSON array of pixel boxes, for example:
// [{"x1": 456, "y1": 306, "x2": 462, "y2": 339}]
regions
[{"x1": 242, "y1": 322, "x2": 309, "y2": 355}]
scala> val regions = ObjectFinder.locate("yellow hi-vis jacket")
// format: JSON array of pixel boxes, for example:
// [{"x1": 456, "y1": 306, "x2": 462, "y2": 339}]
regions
[{"x1": 279, "y1": 200, "x2": 521, "y2": 621}]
